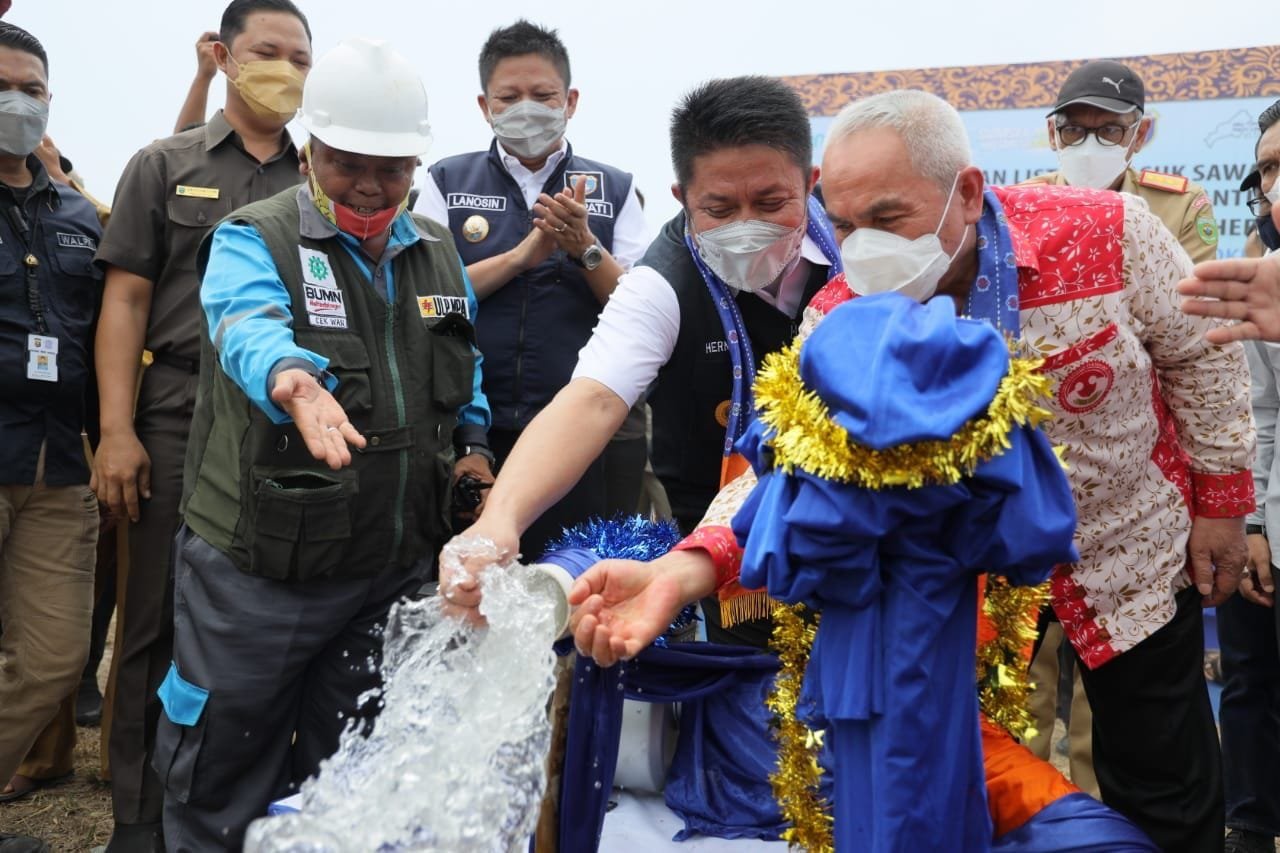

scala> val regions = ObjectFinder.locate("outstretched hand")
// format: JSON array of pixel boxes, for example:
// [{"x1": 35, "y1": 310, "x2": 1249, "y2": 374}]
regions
[
  {"x1": 1178, "y1": 255, "x2": 1280, "y2": 344},
  {"x1": 569, "y1": 559, "x2": 686, "y2": 666},
  {"x1": 271, "y1": 368, "x2": 366, "y2": 469}
]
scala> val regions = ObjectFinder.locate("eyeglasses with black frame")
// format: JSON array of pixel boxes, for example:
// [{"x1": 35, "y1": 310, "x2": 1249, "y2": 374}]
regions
[
  {"x1": 1054, "y1": 121, "x2": 1139, "y2": 148},
  {"x1": 1247, "y1": 195, "x2": 1271, "y2": 216}
]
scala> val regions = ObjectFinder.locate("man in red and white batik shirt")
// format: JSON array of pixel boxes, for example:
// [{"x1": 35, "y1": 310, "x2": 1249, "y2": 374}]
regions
[{"x1": 571, "y1": 91, "x2": 1255, "y2": 853}]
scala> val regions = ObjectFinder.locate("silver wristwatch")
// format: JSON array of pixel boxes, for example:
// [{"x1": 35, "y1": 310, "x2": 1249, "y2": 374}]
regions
[{"x1": 579, "y1": 241, "x2": 605, "y2": 271}]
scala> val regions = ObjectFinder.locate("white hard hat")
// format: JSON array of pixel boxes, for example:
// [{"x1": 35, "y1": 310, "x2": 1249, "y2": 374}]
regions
[{"x1": 298, "y1": 37, "x2": 432, "y2": 157}]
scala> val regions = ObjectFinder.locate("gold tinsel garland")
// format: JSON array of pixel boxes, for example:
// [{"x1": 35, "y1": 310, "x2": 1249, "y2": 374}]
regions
[
  {"x1": 977, "y1": 577, "x2": 1051, "y2": 740},
  {"x1": 754, "y1": 339, "x2": 1058, "y2": 849},
  {"x1": 753, "y1": 341, "x2": 1053, "y2": 489},
  {"x1": 766, "y1": 603, "x2": 833, "y2": 853}
]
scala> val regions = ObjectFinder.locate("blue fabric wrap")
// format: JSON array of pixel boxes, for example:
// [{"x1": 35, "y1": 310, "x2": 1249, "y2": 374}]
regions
[
  {"x1": 538, "y1": 547, "x2": 599, "y2": 581},
  {"x1": 157, "y1": 661, "x2": 209, "y2": 727},
  {"x1": 557, "y1": 640, "x2": 822, "y2": 851},
  {"x1": 803, "y1": 294, "x2": 1008, "y2": 448},
  {"x1": 540, "y1": 530, "x2": 810, "y2": 851},
  {"x1": 991, "y1": 793, "x2": 1159, "y2": 852},
  {"x1": 730, "y1": 297, "x2": 1080, "y2": 851}
]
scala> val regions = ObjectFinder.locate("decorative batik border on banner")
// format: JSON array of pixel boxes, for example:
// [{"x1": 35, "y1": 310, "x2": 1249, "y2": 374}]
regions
[{"x1": 785, "y1": 46, "x2": 1280, "y2": 114}]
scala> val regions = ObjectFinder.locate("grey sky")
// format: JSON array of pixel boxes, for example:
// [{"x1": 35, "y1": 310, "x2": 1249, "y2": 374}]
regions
[{"x1": 10, "y1": 0, "x2": 1272, "y2": 223}]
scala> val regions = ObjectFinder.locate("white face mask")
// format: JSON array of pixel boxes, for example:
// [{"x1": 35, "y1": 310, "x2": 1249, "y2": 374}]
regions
[
  {"x1": 489, "y1": 99, "x2": 567, "y2": 160},
  {"x1": 1265, "y1": 181, "x2": 1280, "y2": 207},
  {"x1": 693, "y1": 218, "x2": 805, "y2": 293},
  {"x1": 841, "y1": 172, "x2": 967, "y2": 303},
  {"x1": 1055, "y1": 133, "x2": 1134, "y2": 190}
]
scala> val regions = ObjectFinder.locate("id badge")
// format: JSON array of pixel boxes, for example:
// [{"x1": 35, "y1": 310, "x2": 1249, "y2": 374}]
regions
[{"x1": 27, "y1": 333, "x2": 59, "y2": 382}]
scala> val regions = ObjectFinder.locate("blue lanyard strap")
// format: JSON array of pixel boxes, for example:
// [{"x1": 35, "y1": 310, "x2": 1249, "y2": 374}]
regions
[
  {"x1": 963, "y1": 189, "x2": 1021, "y2": 340},
  {"x1": 684, "y1": 196, "x2": 844, "y2": 455},
  {"x1": 804, "y1": 194, "x2": 843, "y2": 278}
]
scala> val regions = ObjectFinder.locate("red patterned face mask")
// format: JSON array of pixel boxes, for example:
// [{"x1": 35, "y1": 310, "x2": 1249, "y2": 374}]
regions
[
  {"x1": 305, "y1": 142, "x2": 408, "y2": 240},
  {"x1": 331, "y1": 201, "x2": 401, "y2": 240}
]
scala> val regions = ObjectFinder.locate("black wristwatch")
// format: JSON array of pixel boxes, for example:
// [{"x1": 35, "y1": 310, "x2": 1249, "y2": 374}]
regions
[
  {"x1": 1247, "y1": 523, "x2": 1266, "y2": 536},
  {"x1": 573, "y1": 240, "x2": 605, "y2": 271},
  {"x1": 460, "y1": 444, "x2": 496, "y2": 467}
]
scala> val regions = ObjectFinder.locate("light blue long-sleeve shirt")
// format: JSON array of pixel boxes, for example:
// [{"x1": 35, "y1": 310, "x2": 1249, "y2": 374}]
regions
[{"x1": 201, "y1": 204, "x2": 490, "y2": 428}]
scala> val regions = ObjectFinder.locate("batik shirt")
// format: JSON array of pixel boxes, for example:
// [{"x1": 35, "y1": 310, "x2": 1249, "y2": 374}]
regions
[{"x1": 678, "y1": 184, "x2": 1254, "y2": 668}]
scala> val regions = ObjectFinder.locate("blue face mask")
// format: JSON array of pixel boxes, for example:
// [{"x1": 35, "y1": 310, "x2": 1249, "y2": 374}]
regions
[{"x1": 0, "y1": 90, "x2": 48, "y2": 157}]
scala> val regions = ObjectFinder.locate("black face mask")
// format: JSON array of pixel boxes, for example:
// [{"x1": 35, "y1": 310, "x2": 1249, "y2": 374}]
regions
[{"x1": 1258, "y1": 215, "x2": 1280, "y2": 252}]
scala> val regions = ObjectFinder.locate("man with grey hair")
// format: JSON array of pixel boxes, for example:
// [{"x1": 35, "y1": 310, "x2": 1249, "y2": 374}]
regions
[
  {"x1": 561, "y1": 89, "x2": 1255, "y2": 851},
  {"x1": 820, "y1": 88, "x2": 1252, "y2": 851}
]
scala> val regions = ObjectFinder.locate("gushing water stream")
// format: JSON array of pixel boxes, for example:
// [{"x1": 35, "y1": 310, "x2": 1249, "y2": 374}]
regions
[{"x1": 245, "y1": 539, "x2": 560, "y2": 852}]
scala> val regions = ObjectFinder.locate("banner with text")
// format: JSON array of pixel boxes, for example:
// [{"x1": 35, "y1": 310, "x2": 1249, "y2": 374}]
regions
[{"x1": 787, "y1": 47, "x2": 1280, "y2": 258}]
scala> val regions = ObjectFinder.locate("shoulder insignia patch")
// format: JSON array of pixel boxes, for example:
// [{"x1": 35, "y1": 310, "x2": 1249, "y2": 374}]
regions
[
  {"x1": 1138, "y1": 169, "x2": 1189, "y2": 194},
  {"x1": 1196, "y1": 217, "x2": 1219, "y2": 246}
]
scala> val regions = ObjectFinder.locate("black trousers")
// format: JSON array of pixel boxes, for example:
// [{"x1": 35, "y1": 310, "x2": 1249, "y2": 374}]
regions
[
  {"x1": 1075, "y1": 587, "x2": 1224, "y2": 852},
  {"x1": 488, "y1": 427, "x2": 608, "y2": 561},
  {"x1": 1218, "y1": 592, "x2": 1280, "y2": 837},
  {"x1": 110, "y1": 363, "x2": 196, "y2": 831}
]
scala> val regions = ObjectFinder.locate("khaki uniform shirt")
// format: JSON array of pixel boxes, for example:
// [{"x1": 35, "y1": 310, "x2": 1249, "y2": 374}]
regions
[
  {"x1": 95, "y1": 110, "x2": 300, "y2": 364},
  {"x1": 1020, "y1": 167, "x2": 1218, "y2": 264}
]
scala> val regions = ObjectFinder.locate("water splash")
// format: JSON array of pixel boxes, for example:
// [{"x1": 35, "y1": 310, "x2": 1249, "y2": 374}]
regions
[{"x1": 245, "y1": 538, "x2": 559, "y2": 852}]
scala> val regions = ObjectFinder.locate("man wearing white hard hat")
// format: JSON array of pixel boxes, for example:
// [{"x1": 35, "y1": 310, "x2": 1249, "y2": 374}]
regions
[{"x1": 153, "y1": 36, "x2": 491, "y2": 850}]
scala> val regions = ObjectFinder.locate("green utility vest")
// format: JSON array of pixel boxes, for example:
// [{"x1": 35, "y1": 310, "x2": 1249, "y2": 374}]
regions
[{"x1": 182, "y1": 187, "x2": 474, "y2": 581}]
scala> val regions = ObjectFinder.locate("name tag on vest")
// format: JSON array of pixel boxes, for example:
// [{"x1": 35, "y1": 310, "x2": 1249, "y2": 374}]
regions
[
  {"x1": 57, "y1": 232, "x2": 97, "y2": 251},
  {"x1": 299, "y1": 247, "x2": 348, "y2": 329},
  {"x1": 447, "y1": 193, "x2": 507, "y2": 212}
]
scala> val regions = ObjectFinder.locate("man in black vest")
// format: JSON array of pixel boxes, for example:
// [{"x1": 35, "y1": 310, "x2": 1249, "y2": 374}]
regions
[
  {"x1": 441, "y1": 76, "x2": 844, "y2": 647},
  {"x1": 154, "y1": 38, "x2": 491, "y2": 851},
  {"x1": 417, "y1": 20, "x2": 649, "y2": 559}
]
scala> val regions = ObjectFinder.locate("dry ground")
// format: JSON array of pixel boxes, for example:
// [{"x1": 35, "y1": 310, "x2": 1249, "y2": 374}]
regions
[
  {"x1": 1, "y1": 625, "x2": 113, "y2": 852},
  {"x1": 0, "y1": 724, "x2": 112, "y2": 851}
]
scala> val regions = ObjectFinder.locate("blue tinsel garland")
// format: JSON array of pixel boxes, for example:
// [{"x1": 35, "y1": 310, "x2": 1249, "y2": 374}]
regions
[{"x1": 546, "y1": 514, "x2": 699, "y2": 644}]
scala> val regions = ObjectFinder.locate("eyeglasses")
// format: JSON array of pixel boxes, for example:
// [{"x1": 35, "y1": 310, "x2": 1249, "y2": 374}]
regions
[
  {"x1": 1054, "y1": 121, "x2": 1139, "y2": 148},
  {"x1": 1248, "y1": 195, "x2": 1271, "y2": 216}
]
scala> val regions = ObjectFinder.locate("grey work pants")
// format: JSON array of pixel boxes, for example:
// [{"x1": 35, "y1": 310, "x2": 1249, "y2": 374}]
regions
[{"x1": 155, "y1": 525, "x2": 430, "y2": 853}]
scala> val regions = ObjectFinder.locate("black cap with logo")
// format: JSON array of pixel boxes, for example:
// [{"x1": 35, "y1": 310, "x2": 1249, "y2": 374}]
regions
[{"x1": 1049, "y1": 60, "x2": 1145, "y2": 117}]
